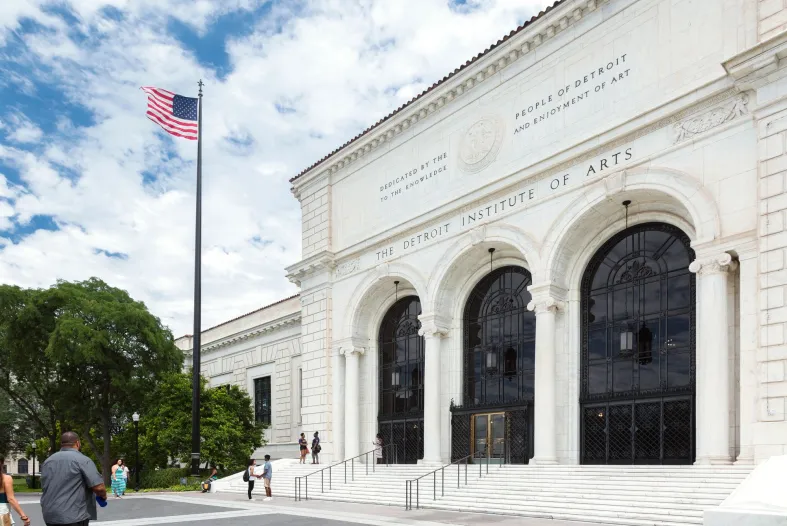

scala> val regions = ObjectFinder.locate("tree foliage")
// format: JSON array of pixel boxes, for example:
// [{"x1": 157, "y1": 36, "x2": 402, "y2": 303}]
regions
[
  {"x1": 0, "y1": 278, "x2": 183, "y2": 484},
  {"x1": 130, "y1": 372, "x2": 264, "y2": 472}
]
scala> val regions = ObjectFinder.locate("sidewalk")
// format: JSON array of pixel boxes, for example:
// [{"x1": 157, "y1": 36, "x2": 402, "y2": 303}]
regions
[{"x1": 196, "y1": 491, "x2": 608, "y2": 526}]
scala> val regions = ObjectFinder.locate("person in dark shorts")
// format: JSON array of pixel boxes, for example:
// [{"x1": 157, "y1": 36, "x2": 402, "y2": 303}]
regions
[
  {"x1": 41, "y1": 432, "x2": 107, "y2": 526},
  {"x1": 298, "y1": 433, "x2": 308, "y2": 464}
]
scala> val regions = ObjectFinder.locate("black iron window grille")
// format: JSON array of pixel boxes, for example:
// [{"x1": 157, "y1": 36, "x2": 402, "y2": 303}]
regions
[
  {"x1": 254, "y1": 376, "x2": 272, "y2": 425},
  {"x1": 580, "y1": 222, "x2": 696, "y2": 464},
  {"x1": 463, "y1": 266, "x2": 536, "y2": 407},
  {"x1": 378, "y1": 296, "x2": 424, "y2": 463}
]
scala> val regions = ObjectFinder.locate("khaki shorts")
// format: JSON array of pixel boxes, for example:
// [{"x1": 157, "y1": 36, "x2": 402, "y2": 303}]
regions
[{"x1": 263, "y1": 478, "x2": 271, "y2": 488}]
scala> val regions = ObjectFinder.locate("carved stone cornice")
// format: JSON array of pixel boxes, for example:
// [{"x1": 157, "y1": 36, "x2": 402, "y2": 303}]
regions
[
  {"x1": 285, "y1": 250, "x2": 335, "y2": 286},
  {"x1": 198, "y1": 312, "x2": 302, "y2": 354},
  {"x1": 724, "y1": 31, "x2": 787, "y2": 90},
  {"x1": 290, "y1": 0, "x2": 611, "y2": 190},
  {"x1": 417, "y1": 313, "x2": 451, "y2": 338},
  {"x1": 689, "y1": 252, "x2": 738, "y2": 276}
]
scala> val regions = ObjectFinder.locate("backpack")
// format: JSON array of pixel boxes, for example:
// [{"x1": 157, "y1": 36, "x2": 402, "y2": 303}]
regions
[{"x1": 242, "y1": 468, "x2": 250, "y2": 482}]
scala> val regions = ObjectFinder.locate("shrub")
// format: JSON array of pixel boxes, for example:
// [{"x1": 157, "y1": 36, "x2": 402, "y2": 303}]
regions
[
  {"x1": 139, "y1": 467, "x2": 235, "y2": 489},
  {"x1": 139, "y1": 468, "x2": 188, "y2": 489}
]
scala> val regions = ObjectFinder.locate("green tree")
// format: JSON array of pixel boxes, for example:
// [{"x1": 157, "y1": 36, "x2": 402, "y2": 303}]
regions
[
  {"x1": 0, "y1": 279, "x2": 183, "y2": 485},
  {"x1": 45, "y1": 278, "x2": 183, "y2": 484},
  {"x1": 136, "y1": 372, "x2": 264, "y2": 472},
  {"x1": 0, "y1": 285, "x2": 68, "y2": 451}
]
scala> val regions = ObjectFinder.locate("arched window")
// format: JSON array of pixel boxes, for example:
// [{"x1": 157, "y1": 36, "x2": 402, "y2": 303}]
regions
[
  {"x1": 378, "y1": 296, "x2": 424, "y2": 464},
  {"x1": 580, "y1": 222, "x2": 696, "y2": 464},
  {"x1": 17, "y1": 458, "x2": 28, "y2": 474},
  {"x1": 463, "y1": 266, "x2": 535, "y2": 405}
]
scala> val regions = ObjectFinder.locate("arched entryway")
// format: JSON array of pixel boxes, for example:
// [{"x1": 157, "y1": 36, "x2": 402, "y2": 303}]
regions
[
  {"x1": 377, "y1": 296, "x2": 424, "y2": 464},
  {"x1": 451, "y1": 265, "x2": 535, "y2": 464},
  {"x1": 580, "y1": 222, "x2": 696, "y2": 464}
]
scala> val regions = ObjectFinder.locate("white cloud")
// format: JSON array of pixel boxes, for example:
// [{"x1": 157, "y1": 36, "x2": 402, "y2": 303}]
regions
[
  {"x1": 4, "y1": 113, "x2": 44, "y2": 144},
  {"x1": 0, "y1": 0, "x2": 554, "y2": 335}
]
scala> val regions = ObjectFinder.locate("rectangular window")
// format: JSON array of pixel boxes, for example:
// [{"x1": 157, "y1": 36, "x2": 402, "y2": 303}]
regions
[
  {"x1": 299, "y1": 368, "x2": 303, "y2": 409},
  {"x1": 254, "y1": 376, "x2": 272, "y2": 425}
]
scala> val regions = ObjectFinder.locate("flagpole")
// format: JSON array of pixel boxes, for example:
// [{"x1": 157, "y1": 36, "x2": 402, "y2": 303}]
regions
[{"x1": 191, "y1": 79, "x2": 204, "y2": 477}]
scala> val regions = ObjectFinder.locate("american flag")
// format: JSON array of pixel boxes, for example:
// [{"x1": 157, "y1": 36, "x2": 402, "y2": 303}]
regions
[{"x1": 141, "y1": 87, "x2": 199, "y2": 140}]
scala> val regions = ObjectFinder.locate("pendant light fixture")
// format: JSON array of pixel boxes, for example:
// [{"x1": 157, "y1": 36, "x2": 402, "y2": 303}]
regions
[
  {"x1": 488, "y1": 247, "x2": 495, "y2": 272},
  {"x1": 392, "y1": 369, "x2": 400, "y2": 389},
  {"x1": 394, "y1": 280, "x2": 399, "y2": 302},
  {"x1": 620, "y1": 200, "x2": 634, "y2": 357},
  {"x1": 486, "y1": 348, "x2": 498, "y2": 372}
]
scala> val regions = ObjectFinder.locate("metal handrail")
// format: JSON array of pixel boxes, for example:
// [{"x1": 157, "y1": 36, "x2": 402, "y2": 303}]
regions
[
  {"x1": 405, "y1": 447, "x2": 504, "y2": 510},
  {"x1": 294, "y1": 443, "x2": 399, "y2": 501}
]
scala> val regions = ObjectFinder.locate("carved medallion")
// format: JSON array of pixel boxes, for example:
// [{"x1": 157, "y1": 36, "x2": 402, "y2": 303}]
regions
[
  {"x1": 458, "y1": 115, "x2": 504, "y2": 173},
  {"x1": 335, "y1": 258, "x2": 360, "y2": 277}
]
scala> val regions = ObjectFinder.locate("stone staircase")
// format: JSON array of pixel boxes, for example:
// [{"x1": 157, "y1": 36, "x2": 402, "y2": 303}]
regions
[{"x1": 216, "y1": 460, "x2": 751, "y2": 526}]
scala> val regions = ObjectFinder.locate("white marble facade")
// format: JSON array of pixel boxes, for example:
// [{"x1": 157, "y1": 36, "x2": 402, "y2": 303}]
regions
[{"x1": 182, "y1": 0, "x2": 787, "y2": 466}]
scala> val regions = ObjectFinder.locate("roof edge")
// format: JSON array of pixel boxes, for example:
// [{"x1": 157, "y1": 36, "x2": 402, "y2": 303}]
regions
[{"x1": 290, "y1": 0, "x2": 603, "y2": 185}]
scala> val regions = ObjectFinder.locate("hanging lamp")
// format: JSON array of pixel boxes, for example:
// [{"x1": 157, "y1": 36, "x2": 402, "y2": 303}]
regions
[{"x1": 620, "y1": 200, "x2": 634, "y2": 357}]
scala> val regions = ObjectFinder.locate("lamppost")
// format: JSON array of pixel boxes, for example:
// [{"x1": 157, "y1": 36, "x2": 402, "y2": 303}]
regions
[
  {"x1": 31, "y1": 441, "x2": 37, "y2": 490},
  {"x1": 132, "y1": 412, "x2": 140, "y2": 492}
]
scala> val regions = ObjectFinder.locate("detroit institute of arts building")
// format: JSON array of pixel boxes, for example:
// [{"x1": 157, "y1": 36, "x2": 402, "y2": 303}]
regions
[{"x1": 177, "y1": 0, "x2": 787, "y2": 468}]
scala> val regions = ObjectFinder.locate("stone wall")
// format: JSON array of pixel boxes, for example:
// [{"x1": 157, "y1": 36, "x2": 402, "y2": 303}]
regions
[
  {"x1": 760, "y1": 0, "x2": 787, "y2": 40},
  {"x1": 755, "y1": 105, "x2": 787, "y2": 458}
]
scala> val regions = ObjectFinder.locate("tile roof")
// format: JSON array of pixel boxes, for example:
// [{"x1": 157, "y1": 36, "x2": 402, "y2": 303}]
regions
[{"x1": 290, "y1": 0, "x2": 565, "y2": 183}]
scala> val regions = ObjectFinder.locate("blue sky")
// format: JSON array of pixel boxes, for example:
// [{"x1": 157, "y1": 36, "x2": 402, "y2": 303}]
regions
[{"x1": 0, "y1": 0, "x2": 553, "y2": 335}]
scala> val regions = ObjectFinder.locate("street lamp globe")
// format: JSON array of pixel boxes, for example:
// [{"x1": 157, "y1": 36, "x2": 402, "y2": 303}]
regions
[
  {"x1": 132, "y1": 412, "x2": 140, "y2": 422},
  {"x1": 31, "y1": 441, "x2": 36, "y2": 450}
]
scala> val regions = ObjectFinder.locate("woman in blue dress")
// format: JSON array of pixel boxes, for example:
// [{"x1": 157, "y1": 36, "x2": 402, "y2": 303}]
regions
[{"x1": 110, "y1": 459, "x2": 127, "y2": 498}]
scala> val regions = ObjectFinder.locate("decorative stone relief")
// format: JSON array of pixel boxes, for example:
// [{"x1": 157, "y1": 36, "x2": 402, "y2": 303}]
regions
[
  {"x1": 335, "y1": 258, "x2": 360, "y2": 277},
  {"x1": 457, "y1": 115, "x2": 505, "y2": 173},
  {"x1": 673, "y1": 94, "x2": 749, "y2": 143},
  {"x1": 688, "y1": 253, "x2": 738, "y2": 275}
]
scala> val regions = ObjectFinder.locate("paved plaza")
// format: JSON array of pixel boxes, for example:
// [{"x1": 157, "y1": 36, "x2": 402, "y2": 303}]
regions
[{"x1": 16, "y1": 492, "x2": 606, "y2": 526}]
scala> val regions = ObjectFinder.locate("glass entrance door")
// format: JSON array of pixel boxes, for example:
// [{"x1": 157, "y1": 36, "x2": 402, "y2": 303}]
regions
[{"x1": 472, "y1": 413, "x2": 505, "y2": 463}]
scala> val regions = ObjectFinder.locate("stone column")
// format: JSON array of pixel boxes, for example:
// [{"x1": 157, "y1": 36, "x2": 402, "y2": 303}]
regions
[
  {"x1": 527, "y1": 295, "x2": 562, "y2": 465},
  {"x1": 418, "y1": 314, "x2": 449, "y2": 464},
  {"x1": 342, "y1": 346, "x2": 364, "y2": 459},
  {"x1": 690, "y1": 252, "x2": 737, "y2": 465}
]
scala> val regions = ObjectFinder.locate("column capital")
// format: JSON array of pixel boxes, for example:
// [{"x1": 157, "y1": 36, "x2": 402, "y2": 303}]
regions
[
  {"x1": 527, "y1": 296, "x2": 564, "y2": 315},
  {"x1": 689, "y1": 252, "x2": 738, "y2": 276},
  {"x1": 334, "y1": 336, "x2": 367, "y2": 356},
  {"x1": 418, "y1": 313, "x2": 450, "y2": 338},
  {"x1": 340, "y1": 346, "x2": 365, "y2": 357}
]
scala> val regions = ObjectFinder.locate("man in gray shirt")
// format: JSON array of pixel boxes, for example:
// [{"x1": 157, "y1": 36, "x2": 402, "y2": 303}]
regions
[{"x1": 41, "y1": 432, "x2": 107, "y2": 526}]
